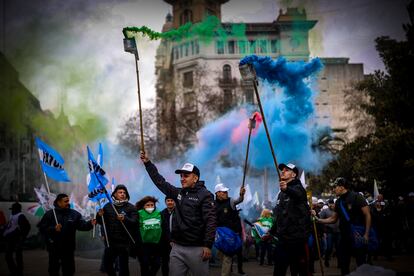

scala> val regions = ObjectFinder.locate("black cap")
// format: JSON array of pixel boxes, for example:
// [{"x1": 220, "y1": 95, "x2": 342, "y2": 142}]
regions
[
  {"x1": 278, "y1": 163, "x2": 299, "y2": 176},
  {"x1": 165, "y1": 195, "x2": 174, "y2": 201},
  {"x1": 9, "y1": 202, "x2": 22, "y2": 212},
  {"x1": 328, "y1": 198, "x2": 335, "y2": 204},
  {"x1": 175, "y1": 163, "x2": 200, "y2": 178},
  {"x1": 332, "y1": 177, "x2": 350, "y2": 189},
  {"x1": 112, "y1": 184, "x2": 130, "y2": 200}
]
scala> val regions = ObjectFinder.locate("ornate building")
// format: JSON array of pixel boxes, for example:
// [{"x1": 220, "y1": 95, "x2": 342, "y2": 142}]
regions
[{"x1": 155, "y1": 0, "x2": 364, "y2": 158}]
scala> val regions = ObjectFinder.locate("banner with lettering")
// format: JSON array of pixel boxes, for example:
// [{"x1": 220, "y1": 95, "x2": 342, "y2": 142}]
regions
[{"x1": 35, "y1": 137, "x2": 70, "y2": 182}]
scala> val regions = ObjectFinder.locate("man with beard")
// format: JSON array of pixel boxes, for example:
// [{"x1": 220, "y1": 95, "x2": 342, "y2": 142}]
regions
[
  {"x1": 97, "y1": 184, "x2": 137, "y2": 276},
  {"x1": 271, "y1": 163, "x2": 311, "y2": 276},
  {"x1": 38, "y1": 194, "x2": 95, "y2": 276}
]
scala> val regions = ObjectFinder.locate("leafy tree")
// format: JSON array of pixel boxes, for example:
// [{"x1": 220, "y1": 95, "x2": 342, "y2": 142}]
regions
[
  {"x1": 311, "y1": 2, "x2": 414, "y2": 197},
  {"x1": 117, "y1": 108, "x2": 157, "y2": 157}
]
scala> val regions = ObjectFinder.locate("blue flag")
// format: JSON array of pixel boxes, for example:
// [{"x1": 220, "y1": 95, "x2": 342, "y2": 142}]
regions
[
  {"x1": 87, "y1": 145, "x2": 111, "y2": 202},
  {"x1": 35, "y1": 138, "x2": 70, "y2": 182}
]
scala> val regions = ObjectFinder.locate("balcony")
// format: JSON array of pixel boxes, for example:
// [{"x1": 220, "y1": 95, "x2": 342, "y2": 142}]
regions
[{"x1": 218, "y1": 77, "x2": 238, "y2": 88}]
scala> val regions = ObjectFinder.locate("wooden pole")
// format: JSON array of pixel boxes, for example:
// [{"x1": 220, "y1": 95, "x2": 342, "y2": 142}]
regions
[
  {"x1": 252, "y1": 79, "x2": 281, "y2": 180},
  {"x1": 134, "y1": 54, "x2": 145, "y2": 153},
  {"x1": 241, "y1": 114, "x2": 256, "y2": 188},
  {"x1": 307, "y1": 191, "x2": 325, "y2": 276}
]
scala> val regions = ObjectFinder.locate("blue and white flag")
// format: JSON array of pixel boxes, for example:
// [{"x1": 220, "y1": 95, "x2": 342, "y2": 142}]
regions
[
  {"x1": 35, "y1": 137, "x2": 70, "y2": 182},
  {"x1": 87, "y1": 145, "x2": 111, "y2": 202}
]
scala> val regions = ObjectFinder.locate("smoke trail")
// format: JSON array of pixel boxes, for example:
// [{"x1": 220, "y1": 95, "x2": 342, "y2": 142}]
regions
[
  {"x1": 186, "y1": 55, "x2": 330, "y2": 177},
  {"x1": 123, "y1": 16, "x2": 244, "y2": 44}
]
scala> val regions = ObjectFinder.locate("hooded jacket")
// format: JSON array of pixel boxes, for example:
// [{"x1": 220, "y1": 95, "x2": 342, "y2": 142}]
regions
[
  {"x1": 271, "y1": 178, "x2": 311, "y2": 243},
  {"x1": 144, "y1": 161, "x2": 217, "y2": 248},
  {"x1": 96, "y1": 200, "x2": 137, "y2": 249}
]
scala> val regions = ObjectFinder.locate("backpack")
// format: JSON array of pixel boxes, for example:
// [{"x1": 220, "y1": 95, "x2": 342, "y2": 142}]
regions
[{"x1": 214, "y1": 226, "x2": 242, "y2": 256}]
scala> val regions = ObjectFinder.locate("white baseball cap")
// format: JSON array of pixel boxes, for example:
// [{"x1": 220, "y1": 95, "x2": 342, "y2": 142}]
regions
[
  {"x1": 215, "y1": 183, "x2": 229, "y2": 193},
  {"x1": 317, "y1": 199, "x2": 324, "y2": 204}
]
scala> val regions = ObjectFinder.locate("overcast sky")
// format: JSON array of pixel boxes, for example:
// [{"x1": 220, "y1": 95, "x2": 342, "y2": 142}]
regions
[{"x1": 1, "y1": 0, "x2": 410, "y2": 140}]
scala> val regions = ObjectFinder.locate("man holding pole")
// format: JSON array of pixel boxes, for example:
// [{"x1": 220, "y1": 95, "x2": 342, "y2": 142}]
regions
[
  {"x1": 140, "y1": 151, "x2": 216, "y2": 276},
  {"x1": 97, "y1": 184, "x2": 137, "y2": 276},
  {"x1": 38, "y1": 194, "x2": 96, "y2": 276},
  {"x1": 271, "y1": 163, "x2": 311, "y2": 276}
]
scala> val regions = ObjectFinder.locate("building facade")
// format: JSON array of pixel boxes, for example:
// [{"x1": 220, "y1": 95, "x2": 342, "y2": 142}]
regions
[{"x1": 155, "y1": 0, "x2": 364, "y2": 158}]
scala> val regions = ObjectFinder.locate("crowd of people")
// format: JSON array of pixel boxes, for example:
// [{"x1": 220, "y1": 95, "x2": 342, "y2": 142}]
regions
[{"x1": 1, "y1": 152, "x2": 414, "y2": 276}]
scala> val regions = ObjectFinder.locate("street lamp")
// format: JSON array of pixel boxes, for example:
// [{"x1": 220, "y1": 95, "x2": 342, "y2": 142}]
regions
[
  {"x1": 239, "y1": 63, "x2": 281, "y2": 180},
  {"x1": 124, "y1": 37, "x2": 145, "y2": 152}
]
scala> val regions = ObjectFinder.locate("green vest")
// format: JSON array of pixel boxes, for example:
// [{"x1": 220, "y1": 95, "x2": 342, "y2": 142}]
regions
[{"x1": 138, "y1": 209, "x2": 162, "y2": 244}]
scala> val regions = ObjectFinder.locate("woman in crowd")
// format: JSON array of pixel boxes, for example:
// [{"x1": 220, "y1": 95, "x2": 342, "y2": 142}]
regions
[{"x1": 135, "y1": 196, "x2": 162, "y2": 276}]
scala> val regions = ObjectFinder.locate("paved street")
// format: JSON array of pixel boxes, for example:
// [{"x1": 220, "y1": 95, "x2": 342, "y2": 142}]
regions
[{"x1": 1, "y1": 249, "x2": 413, "y2": 275}]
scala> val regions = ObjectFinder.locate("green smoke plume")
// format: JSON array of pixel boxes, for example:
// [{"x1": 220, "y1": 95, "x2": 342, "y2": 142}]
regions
[{"x1": 123, "y1": 16, "x2": 239, "y2": 44}]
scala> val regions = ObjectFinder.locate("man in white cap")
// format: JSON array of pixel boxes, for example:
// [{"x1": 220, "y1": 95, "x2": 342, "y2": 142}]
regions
[
  {"x1": 214, "y1": 182, "x2": 246, "y2": 275},
  {"x1": 140, "y1": 151, "x2": 216, "y2": 276}
]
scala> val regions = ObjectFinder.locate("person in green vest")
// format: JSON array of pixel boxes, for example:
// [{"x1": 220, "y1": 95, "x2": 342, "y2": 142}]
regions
[
  {"x1": 135, "y1": 196, "x2": 162, "y2": 276},
  {"x1": 251, "y1": 208, "x2": 274, "y2": 266}
]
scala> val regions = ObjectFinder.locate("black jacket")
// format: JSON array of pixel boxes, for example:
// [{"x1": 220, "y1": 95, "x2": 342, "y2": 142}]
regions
[
  {"x1": 38, "y1": 207, "x2": 92, "y2": 251},
  {"x1": 271, "y1": 179, "x2": 311, "y2": 243},
  {"x1": 216, "y1": 198, "x2": 242, "y2": 233},
  {"x1": 160, "y1": 208, "x2": 173, "y2": 244},
  {"x1": 144, "y1": 161, "x2": 217, "y2": 248},
  {"x1": 96, "y1": 201, "x2": 137, "y2": 249}
]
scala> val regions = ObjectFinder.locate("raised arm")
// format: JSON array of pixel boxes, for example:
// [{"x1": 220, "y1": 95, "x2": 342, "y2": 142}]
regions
[{"x1": 140, "y1": 151, "x2": 179, "y2": 198}]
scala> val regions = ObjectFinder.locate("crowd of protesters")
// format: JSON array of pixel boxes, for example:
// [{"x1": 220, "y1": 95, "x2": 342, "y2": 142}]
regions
[{"x1": 1, "y1": 155, "x2": 414, "y2": 276}]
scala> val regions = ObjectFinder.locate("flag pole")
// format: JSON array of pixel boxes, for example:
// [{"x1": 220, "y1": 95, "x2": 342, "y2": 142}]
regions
[
  {"x1": 98, "y1": 200, "x2": 110, "y2": 248},
  {"x1": 124, "y1": 37, "x2": 145, "y2": 153},
  {"x1": 95, "y1": 175, "x2": 136, "y2": 245},
  {"x1": 239, "y1": 63, "x2": 281, "y2": 181},
  {"x1": 241, "y1": 114, "x2": 257, "y2": 188},
  {"x1": 108, "y1": 198, "x2": 136, "y2": 245},
  {"x1": 307, "y1": 191, "x2": 325, "y2": 276},
  {"x1": 92, "y1": 202, "x2": 96, "y2": 239},
  {"x1": 35, "y1": 139, "x2": 58, "y2": 225}
]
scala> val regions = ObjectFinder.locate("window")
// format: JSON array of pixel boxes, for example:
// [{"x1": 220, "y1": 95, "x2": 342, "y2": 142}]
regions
[
  {"x1": 183, "y1": 71, "x2": 193, "y2": 88},
  {"x1": 238, "y1": 41, "x2": 247, "y2": 54},
  {"x1": 180, "y1": 9, "x2": 193, "y2": 25},
  {"x1": 259, "y1": 40, "x2": 267, "y2": 53},
  {"x1": 195, "y1": 40, "x2": 200, "y2": 54},
  {"x1": 245, "y1": 89, "x2": 254, "y2": 103},
  {"x1": 216, "y1": 40, "x2": 224, "y2": 54},
  {"x1": 174, "y1": 46, "x2": 179, "y2": 60},
  {"x1": 270, "y1": 40, "x2": 278, "y2": 53},
  {"x1": 191, "y1": 41, "x2": 194, "y2": 55},
  {"x1": 223, "y1": 89, "x2": 233, "y2": 110},
  {"x1": 180, "y1": 44, "x2": 183, "y2": 58},
  {"x1": 249, "y1": 40, "x2": 256, "y2": 53},
  {"x1": 184, "y1": 91, "x2": 196, "y2": 111},
  {"x1": 228, "y1": 41, "x2": 235, "y2": 54},
  {"x1": 223, "y1": 65, "x2": 232, "y2": 80},
  {"x1": 185, "y1": 43, "x2": 189, "y2": 57}
]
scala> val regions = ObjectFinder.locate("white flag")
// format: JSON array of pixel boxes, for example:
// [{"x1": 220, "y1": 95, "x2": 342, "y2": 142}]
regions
[{"x1": 300, "y1": 170, "x2": 307, "y2": 189}]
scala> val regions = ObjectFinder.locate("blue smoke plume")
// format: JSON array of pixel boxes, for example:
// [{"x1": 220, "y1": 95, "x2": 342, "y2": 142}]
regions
[{"x1": 187, "y1": 55, "x2": 331, "y2": 176}]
